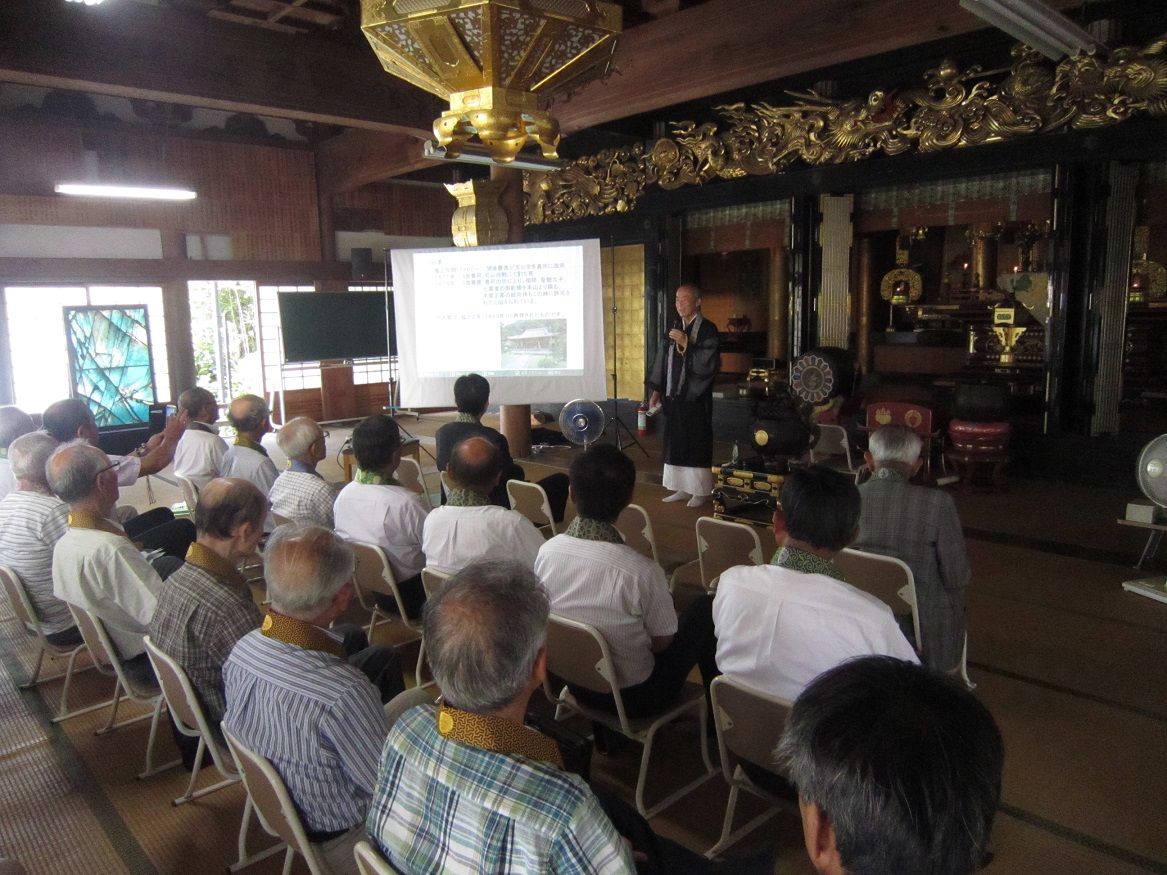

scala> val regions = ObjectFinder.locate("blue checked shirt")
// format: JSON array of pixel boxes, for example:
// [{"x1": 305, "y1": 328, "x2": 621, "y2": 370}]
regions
[
  {"x1": 223, "y1": 630, "x2": 389, "y2": 832},
  {"x1": 368, "y1": 705, "x2": 635, "y2": 875}
]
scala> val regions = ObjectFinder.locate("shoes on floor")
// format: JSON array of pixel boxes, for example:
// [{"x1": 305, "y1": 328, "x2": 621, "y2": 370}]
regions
[
  {"x1": 686, "y1": 494, "x2": 712, "y2": 507},
  {"x1": 662, "y1": 491, "x2": 692, "y2": 503}
]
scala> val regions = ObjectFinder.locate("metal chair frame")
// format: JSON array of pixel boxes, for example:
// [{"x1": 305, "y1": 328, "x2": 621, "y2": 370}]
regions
[
  {"x1": 174, "y1": 473, "x2": 200, "y2": 514},
  {"x1": 542, "y1": 614, "x2": 715, "y2": 818},
  {"x1": 696, "y1": 517, "x2": 765, "y2": 593},
  {"x1": 614, "y1": 503, "x2": 660, "y2": 565},
  {"x1": 346, "y1": 540, "x2": 425, "y2": 684},
  {"x1": 395, "y1": 456, "x2": 432, "y2": 509},
  {"x1": 506, "y1": 479, "x2": 556, "y2": 537}
]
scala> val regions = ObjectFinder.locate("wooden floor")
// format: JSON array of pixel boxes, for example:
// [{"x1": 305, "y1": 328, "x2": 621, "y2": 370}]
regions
[{"x1": 1, "y1": 411, "x2": 1165, "y2": 874}]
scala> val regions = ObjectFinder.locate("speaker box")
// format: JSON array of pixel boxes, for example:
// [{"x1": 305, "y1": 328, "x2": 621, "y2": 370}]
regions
[{"x1": 351, "y1": 247, "x2": 376, "y2": 281}]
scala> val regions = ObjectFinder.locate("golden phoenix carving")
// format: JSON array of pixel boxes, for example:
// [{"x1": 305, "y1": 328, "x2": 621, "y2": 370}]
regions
[{"x1": 526, "y1": 36, "x2": 1167, "y2": 225}]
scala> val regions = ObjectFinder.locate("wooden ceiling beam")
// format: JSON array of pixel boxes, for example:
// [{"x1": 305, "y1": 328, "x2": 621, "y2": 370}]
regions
[
  {"x1": 316, "y1": 129, "x2": 435, "y2": 195},
  {"x1": 552, "y1": 0, "x2": 1088, "y2": 134},
  {"x1": 0, "y1": 0, "x2": 437, "y2": 136}
]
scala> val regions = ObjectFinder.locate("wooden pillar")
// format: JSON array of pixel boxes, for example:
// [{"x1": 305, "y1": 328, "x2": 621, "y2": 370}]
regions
[
  {"x1": 491, "y1": 165, "x2": 532, "y2": 457},
  {"x1": 856, "y1": 236, "x2": 874, "y2": 373},
  {"x1": 767, "y1": 244, "x2": 788, "y2": 362}
]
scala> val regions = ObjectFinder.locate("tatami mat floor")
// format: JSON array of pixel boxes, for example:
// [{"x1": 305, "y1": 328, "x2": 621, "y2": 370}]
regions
[{"x1": 1, "y1": 410, "x2": 1165, "y2": 874}]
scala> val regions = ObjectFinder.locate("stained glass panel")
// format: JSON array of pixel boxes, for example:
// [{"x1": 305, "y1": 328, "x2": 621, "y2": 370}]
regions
[{"x1": 64, "y1": 306, "x2": 156, "y2": 426}]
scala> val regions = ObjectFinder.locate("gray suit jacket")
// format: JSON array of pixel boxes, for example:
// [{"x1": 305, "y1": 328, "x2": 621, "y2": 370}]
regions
[{"x1": 854, "y1": 470, "x2": 970, "y2": 671}]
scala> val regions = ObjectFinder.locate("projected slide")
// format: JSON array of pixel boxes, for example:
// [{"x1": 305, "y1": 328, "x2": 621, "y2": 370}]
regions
[{"x1": 393, "y1": 239, "x2": 608, "y2": 407}]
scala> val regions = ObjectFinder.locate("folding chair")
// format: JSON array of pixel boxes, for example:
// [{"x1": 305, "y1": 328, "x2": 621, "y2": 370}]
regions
[
  {"x1": 395, "y1": 456, "x2": 432, "y2": 509},
  {"x1": 542, "y1": 614, "x2": 715, "y2": 818},
  {"x1": 271, "y1": 512, "x2": 293, "y2": 527},
  {"x1": 0, "y1": 565, "x2": 102, "y2": 722},
  {"x1": 174, "y1": 474, "x2": 200, "y2": 514},
  {"x1": 835, "y1": 548, "x2": 921, "y2": 649},
  {"x1": 808, "y1": 423, "x2": 862, "y2": 481},
  {"x1": 347, "y1": 540, "x2": 425, "y2": 683},
  {"x1": 142, "y1": 636, "x2": 281, "y2": 869},
  {"x1": 223, "y1": 728, "x2": 327, "y2": 875},
  {"x1": 614, "y1": 504, "x2": 660, "y2": 565},
  {"x1": 696, "y1": 517, "x2": 764, "y2": 593},
  {"x1": 354, "y1": 840, "x2": 400, "y2": 875},
  {"x1": 383, "y1": 684, "x2": 438, "y2": 727},
  {"x1": 507, "y1": 479, "x2": 556, "y2": 536},
  {"x1": 413, "y1": 569, "x2": 451, "y2": 687},
  {"x1": 705, "y1": 676, "x2": 796, "y2": 858},
  {"x1": 68, "y1": 606, "x2": 180, "y2": 778}
]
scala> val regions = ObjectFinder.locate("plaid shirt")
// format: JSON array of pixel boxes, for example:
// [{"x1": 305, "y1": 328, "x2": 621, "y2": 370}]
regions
[
  {"x1": 269, "y1": 470, "x2": 338, "y2": 528},
  {"x1": 148, "y1": 544, "x2": 262, "y2": 721},
  {"x1": 368, "y1": 704, "x2": 634, "y2": 875}
]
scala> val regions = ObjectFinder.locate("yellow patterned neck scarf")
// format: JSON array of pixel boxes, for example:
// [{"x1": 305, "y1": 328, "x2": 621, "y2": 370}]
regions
[
  {"x1": 185, "y1": 542, "x2": 248, "y2": 590},
  {"x1": 260, "y1": 611, "x2": 346, "y2": 660},
  {"x1": 355, "y1": 467, "x2": 395, "y2": 486},
  {"x1": 234, "y1": 435, "x2": 268, "y2": 456},
  {"x1": 67, "y1": 511, "x2": 128, "y2": 539},
  {"x1": 436, "y1": 703, "x2": 564, "y2": 768}
]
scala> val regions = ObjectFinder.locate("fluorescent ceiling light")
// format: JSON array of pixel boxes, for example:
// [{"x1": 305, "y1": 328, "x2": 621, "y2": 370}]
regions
[
  {"x1": 959, "y1": 0, "x2": 1101, "y2": 60},
  {"x1": 54, "y1": 183, "x2": 197, "y2": 201},
  {"x1": 65, "y1": 0, "x2": 106, "y2": 5},
  {"x1": 422, "y1": 140, "x2": 562, "y2": 172}
]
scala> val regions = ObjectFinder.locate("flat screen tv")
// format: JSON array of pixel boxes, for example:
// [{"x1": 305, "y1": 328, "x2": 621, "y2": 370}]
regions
[{"x1": 277, "y1": 292, "x2": 394, "y2": 363}]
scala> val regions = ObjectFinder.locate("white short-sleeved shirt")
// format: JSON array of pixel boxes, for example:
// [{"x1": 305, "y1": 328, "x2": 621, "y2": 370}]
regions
[
  {"x1": 535, "y1": 535, "x2": 677, "y2": 688},
  {"x1": 219, "y1": 444, "x2": 280, "y2": 496},
  {"x1": 712, "y1": 563, "x2": 919, "y2": 702},
  {"x1": 422, "y1": 504, "x2": 546, "y2": 574},
  {"x1": 173, "y1": 426, "x2": 229, "y2": 491},
  {"x1": 52, "y1": 526, "x2": 162, "y2": 659},
  {"x1": 334, "y1": 482, "x2": 429, "y2": 582}
]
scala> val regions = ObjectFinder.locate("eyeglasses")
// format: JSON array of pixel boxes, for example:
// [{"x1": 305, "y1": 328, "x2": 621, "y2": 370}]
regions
[{"x1": 93, "y1": 457, "x2": 126, "y2": 481}]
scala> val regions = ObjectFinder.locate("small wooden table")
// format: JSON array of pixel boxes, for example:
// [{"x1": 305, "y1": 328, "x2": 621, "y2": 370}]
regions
[{"x1": 1117, "y1": 517, "x2": 1167, "y2": 569}]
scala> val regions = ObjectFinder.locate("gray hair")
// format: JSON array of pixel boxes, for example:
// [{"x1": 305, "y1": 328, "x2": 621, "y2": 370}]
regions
[
  {"x1": 263, "y1": 522, "x2": 355, "y2": 620},
  {"x1": 46, "y1": 440, "x2": 109, "y2": 504},
  {"x1": 227, "y1": 394, "x2": 269, "y2": 433},
  {"x1": 423, "y1": 559, "x2": 549, "y2": 713},
  {"x1": 276, "y1": 417, "x2": 322, "y2": 460},
  {"x1": 0, "y1": 405, "x2": 35, "y2": 449},
  {"x1": 776, "y1": 656, "x2": 1004, "y2": 875},
  {"x1": 178, "y1": 387, "x2": 216, "y2": 418},
  {"x1": 9, "y1": 432, "x2": 58, "y2": 485},
  {"x1": 868, "y1": 424, "x2": 922, "y2": 466}
]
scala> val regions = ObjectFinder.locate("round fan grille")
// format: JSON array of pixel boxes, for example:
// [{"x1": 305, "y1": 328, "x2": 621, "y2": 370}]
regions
[
  {"x1": 1137, "y1": 434, "x2": 1167, "y2": 507},
  {"x1": 558, "y1": 399, "x2": 606, "y2": 447}
]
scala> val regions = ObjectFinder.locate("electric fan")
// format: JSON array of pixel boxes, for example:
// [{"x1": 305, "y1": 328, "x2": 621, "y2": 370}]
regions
[
  {"x1": 1122, "y1": 434, "x2": 1167, "y2": 605},
  {"x1": 558, "y1": 399, "x2": 606, "y2": 449}
]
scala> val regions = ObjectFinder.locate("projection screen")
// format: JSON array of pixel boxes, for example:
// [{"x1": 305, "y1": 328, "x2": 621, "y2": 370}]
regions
[{"x1": 391, "y1": 239, "x2": 608, "y2": 407}]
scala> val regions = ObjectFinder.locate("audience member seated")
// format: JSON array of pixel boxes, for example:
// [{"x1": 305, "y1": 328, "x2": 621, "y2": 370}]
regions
[
  {"x1": 714, "y1": 465, "x2": 918, "y2": 706},
  {"x1": 48, "y1": 441, "x2": 183, "y2": 687},
  {"x1": 0, "y1": 405, "x2": 36, "y2": 500},
  {"x1": 269, "y1": 416, "x2": 338, "y2": 528},
  {"x1": 369, "y1": 558, "x2": 768, "y2": 875},
  {"x1": 776, "y1": 655, "x2": 1003, "y2": 875},
  {"x1": 219, "y1": 395, "x2": 280, "y2": 506},
  {"x1": 149, "y1": 478, "x2": 266, "y2": 766},
  {"x1": 40, "y1": 398, "x2": 195, "y2": 560},
  {"x1": 172, "y1": 387, "x2": 227, "y2": 492},
  {"x1": 854, "y1": 424, "x2": 971, "y2": 672},
  {"x1": 435, "y1": 373, "x2": 568, "y2": 521},
  {"x1": 223, "y1": 524, "x2": 404, "y2": 875},
  {"x1": 422, "y1": 437, "x2": 546, "y2": 574},
  {"x1": 535, "y1": 444, "x2": 718, "y2": 719},
  {"x1": 333, "y1": 415, "x2": 427, "y2": 619},
  {"x1": 0, "y1": 432, "x2": 78, "y2": 646}
]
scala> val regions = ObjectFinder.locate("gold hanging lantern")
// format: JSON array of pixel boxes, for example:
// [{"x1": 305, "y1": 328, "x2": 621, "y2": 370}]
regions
[{"x1": 361, "y1": 0, "x2": 622, "y2": 164}]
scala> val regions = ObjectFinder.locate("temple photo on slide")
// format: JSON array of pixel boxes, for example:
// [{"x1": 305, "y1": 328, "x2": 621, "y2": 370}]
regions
[{"x1": 500, "y1": 318, "x2": 567, "y2": 369}]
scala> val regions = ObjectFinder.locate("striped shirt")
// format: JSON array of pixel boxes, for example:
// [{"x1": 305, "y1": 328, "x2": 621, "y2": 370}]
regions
[
  {"x1": 0, "y1": 491, "x2": 72, "y2": 634},
  {"x1": 222, "y1": 629, "x2": 389, "y2": 832},
  {"x1": 535, "y1": 534, "x2": 677, "y2": 688},
  {"x1": 269, "y1": 470, "x2": 338, "y2": 529},
  {"x1": 368, "y1": 705, "x2": 634, "y2": 875}
]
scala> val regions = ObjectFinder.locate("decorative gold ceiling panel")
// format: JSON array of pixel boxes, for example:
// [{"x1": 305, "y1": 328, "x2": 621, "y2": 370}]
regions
[{"x1": 526, "y1": 35, "x2": 1167, "y2": 225}]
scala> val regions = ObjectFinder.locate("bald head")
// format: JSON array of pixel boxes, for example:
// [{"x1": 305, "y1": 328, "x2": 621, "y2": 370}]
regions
[
  {"x1": 46, "y1": 441, "x2": 110, "y2": 505},
  {"x1": 263, "y1": 523, "x2": 355, "y2": 620},
  {"x1": 448, "y1": 437, "x2": 501, "y2": 494},
  {"x1": 277, "y1": 417, "x2": 324, "y2": 462},
  {"x1": 227, "y1": 394, "x2": 270, "y2": 436},
  {"x1": 195, "y1": 478, "x2": 268, "y2": 540},
  {"x1": 8, "y1": 431, "x2": 58, "y2": 488},
  {"x1": 0, "y1": 406, "x2": 35, "y2": 449}
]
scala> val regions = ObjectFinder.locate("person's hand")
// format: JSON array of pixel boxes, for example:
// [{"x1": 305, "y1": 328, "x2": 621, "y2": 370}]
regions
[
  {"x1": 161, "y1": 409, "x2": 190, "y2": 444},
  {"x1": 667, "y1": 328, "x2": 687, "y2": 345},
  {"x1": 648, "y1": 390, "x2": 661, "y2": 410}
]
